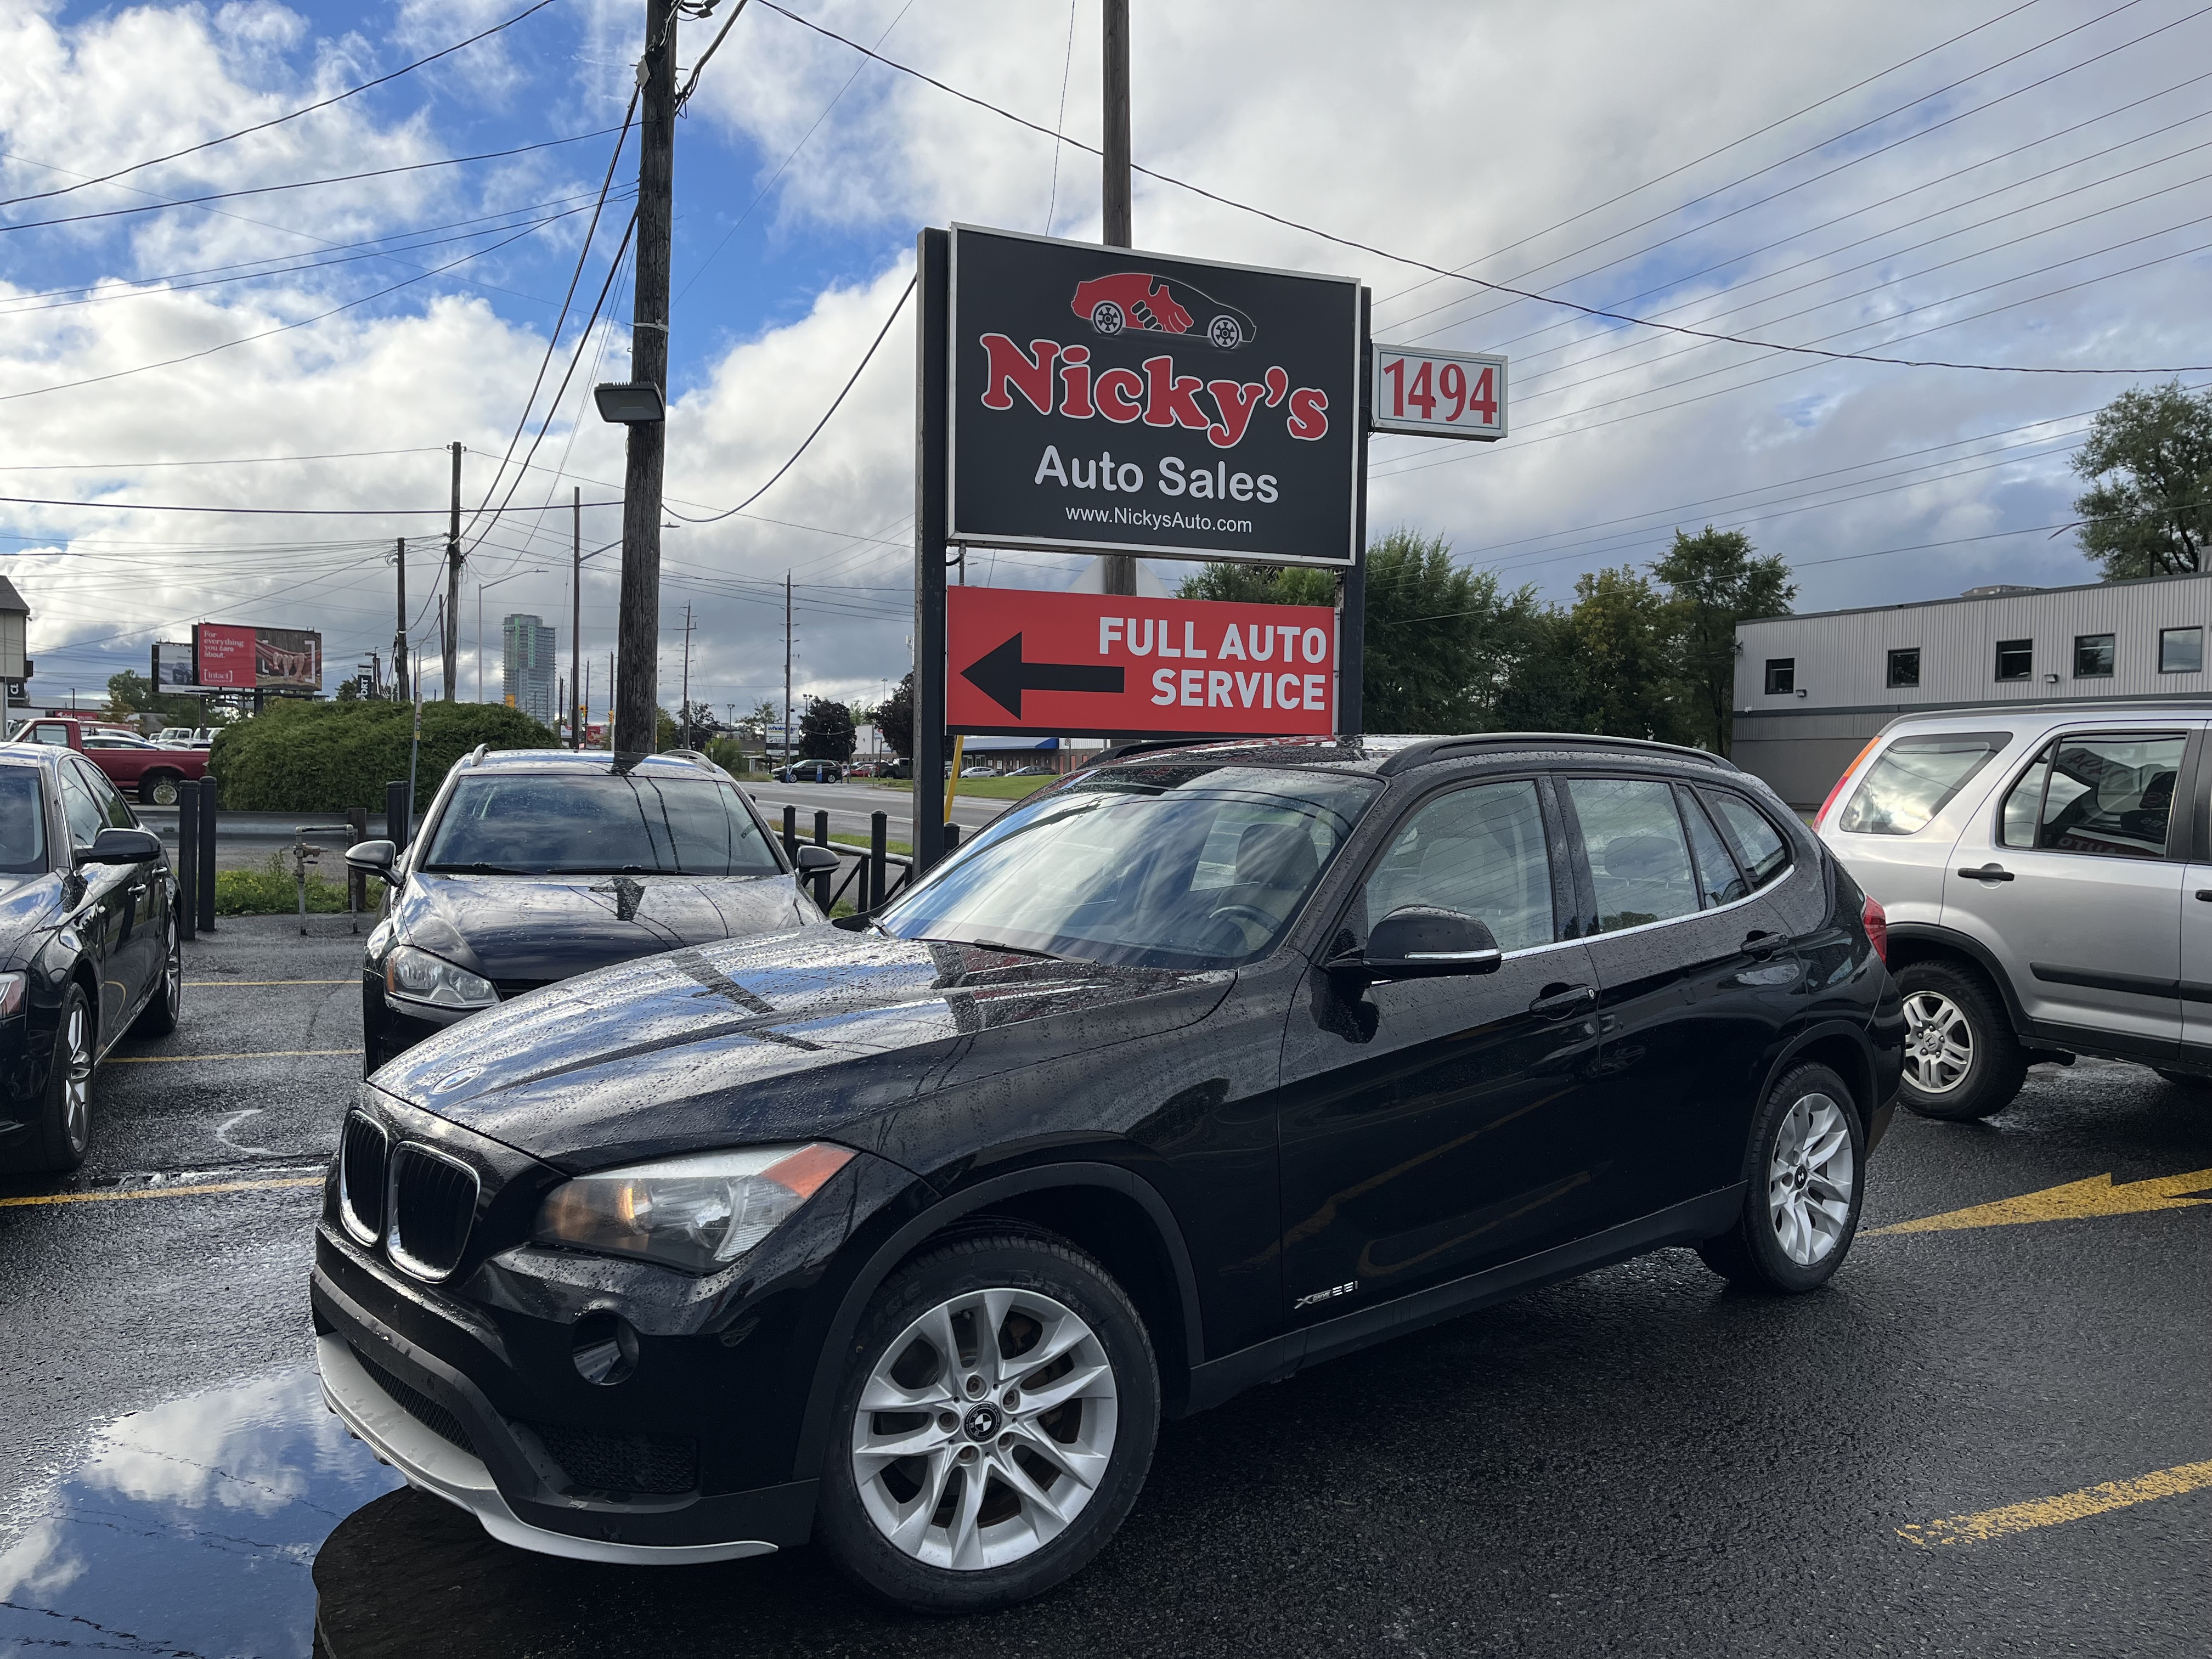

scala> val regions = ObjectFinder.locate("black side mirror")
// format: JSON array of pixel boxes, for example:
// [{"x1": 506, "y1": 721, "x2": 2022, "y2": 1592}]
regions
[
  {"x1": 75, "y1": 827, "x2": 165, "y2": 866},
  {"x1": 344, "y1": 839, "x2": 400, "y2": 884},
  {"x1": 1339, "y1": 905, "x2": 1504, "y2": 980},
  {"x1": 794, "y1": 844, "x2": 839, "y2": 876}
]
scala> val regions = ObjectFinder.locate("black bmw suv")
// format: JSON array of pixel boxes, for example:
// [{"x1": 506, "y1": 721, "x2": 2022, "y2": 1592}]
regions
[{"x1": 313, "y1": 735, "x2": 1901, "y2": 1611}]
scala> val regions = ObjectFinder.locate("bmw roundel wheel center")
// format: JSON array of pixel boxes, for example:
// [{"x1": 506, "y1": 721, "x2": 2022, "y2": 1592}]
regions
[{"x1": 314, "y1": 735, "x2": 1901, "y2": 1610}]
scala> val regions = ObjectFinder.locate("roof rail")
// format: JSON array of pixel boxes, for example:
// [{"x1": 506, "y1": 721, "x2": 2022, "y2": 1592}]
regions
[
  {"x1": 1086, "y1": 737, "x2": 1215, "y2": 766},
  {"x1": 1374, "y1": 732, "x2": 1737, "y2": 777}
]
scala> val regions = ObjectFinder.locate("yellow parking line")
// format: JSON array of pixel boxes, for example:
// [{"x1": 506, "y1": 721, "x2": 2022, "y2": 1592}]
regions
[
  {"x1": 1898, "y1": 1459, "x2": 2212, "y2": 1548},
  {"x1": 1868, "y1": 1168, "x2": 2212, "y2": 1234},
  {"x1": 0, "y1": 1176, "x2": 324, "y2": 1209},
  {"x1": 183, "y1": 979, "x2": 353, "y2": 986},
  {"x1": 109, "y1": 1049, "x2": 362, "y2": 1063}
]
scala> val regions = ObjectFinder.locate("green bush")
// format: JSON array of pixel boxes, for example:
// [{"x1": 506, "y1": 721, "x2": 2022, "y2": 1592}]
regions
[
  {"x1": 213, "y1": 855, "x2": 352, "y2": 915},
  {"x1": 210, "y1": 699, "x2": 554, "y2": 811}
]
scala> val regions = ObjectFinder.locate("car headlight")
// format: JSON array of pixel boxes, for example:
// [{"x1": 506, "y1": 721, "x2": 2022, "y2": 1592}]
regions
[
  {"x1": 0, "y1": 972, "x2": 22, "y2": 1018},
  {"x1": 533, "y1": 1144, "x2": 855, "y2": 1274},
  {"x1": 384, "y1": 945, "x2": 496, "y2": 1010}
]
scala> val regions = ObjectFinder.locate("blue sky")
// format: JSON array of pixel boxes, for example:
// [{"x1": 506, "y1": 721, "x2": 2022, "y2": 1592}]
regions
[{"x1": 3, "y1": 0, "x2": 2208, "y2": 716}]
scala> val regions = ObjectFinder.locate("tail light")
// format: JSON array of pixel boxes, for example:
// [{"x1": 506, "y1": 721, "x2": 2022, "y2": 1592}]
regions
[
  {"x1": 1815, "y1": 736, "x2": 1883, "y2": 830},
  {"x1": 1861, "y1": 894, "x2": 1888, "y2": 965}
]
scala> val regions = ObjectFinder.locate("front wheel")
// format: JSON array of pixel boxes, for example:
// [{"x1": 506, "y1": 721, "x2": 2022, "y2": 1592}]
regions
[
  {"x1": 816, "y1": 1231, "x2": 1159, "y2": 1613},
  {"x1": 1697, "y1": 1062, "x2": 1865, "y2": 1294},
  {"x1": 3, "y1": 984, "x2": 95, "y2": 1173}
]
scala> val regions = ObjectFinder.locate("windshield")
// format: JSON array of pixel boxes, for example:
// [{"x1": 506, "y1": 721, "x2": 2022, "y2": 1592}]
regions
[
  {"x1": 420, "y1": 772, "x2": 783, "y2": 876},
  {"x1": 0, "y1": 769, "x2": 45, "y2": 875},
  {"x1": 878, "y1": 764, "x2": 1377, "y2": 967}
]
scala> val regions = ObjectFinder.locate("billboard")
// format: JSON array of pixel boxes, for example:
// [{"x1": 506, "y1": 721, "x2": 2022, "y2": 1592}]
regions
[
  {"x1": 948, "y1": 224, "x2": 1361, "y2": 567},
  {"x1": 151, "y1": 641, "x2": 197, "y2": 687},
  {"x1": 946, "y1": 586, "x2": 1338, "y2": 739},
  {"x1": 192, "y1": 624, "x2": 323, "y2": 691}
]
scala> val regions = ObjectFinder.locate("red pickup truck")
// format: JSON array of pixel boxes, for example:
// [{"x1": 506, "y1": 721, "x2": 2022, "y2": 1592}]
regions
[{"x1": 13, "y1": 716, "x2": 210, "y2": 805}]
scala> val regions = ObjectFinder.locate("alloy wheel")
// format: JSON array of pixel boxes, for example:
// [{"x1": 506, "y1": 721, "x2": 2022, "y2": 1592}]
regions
[
  {"x1": 1901, "y1": 989, "x2": 1972, "y2": 1094},
  {"x1": 163, "y1": 926, "x2": 181, "y2": 1020},
  {"x1": 850, "y1": 1287, "x2": 1118, "y2": 1571},
  {"x1": 59, "y1": 1001, "x2": 92, "y2": 1153},
  {"x1": 1766, "y1": 1091, "x2": 1854, "y2": 1266}
]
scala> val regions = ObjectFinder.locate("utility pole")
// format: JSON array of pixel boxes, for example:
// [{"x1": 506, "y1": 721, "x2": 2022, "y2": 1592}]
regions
[
  {"x1": 433, "y1": 595, "x2": 446, "y2": 700},
  {"x1": 569, "y1": 487, "x2": 582, "y2": 750},
  {"x1": 1099, "y1": 0, "x2": 1136, "y2": 602},
  {"x1": 443, "y1": 442, "x2": 462, "y2": 700},
  {"x1": 392, "y1": 538, "x2": 409, "y2": 702},
  {"x1": 614, "y1": 0, "x2": 677, "y2": 754},
  {"x1": 678, "y1": 602, "x2": 694, "y2": 748},
  {"x1": 783, "y1": 572, "x2": 793, "y2": 770}
]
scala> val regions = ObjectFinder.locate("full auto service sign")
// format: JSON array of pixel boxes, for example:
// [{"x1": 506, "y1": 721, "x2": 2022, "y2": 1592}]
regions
[{"x1": 949, "y1": 224, "x2": 1360, "y2": 567}]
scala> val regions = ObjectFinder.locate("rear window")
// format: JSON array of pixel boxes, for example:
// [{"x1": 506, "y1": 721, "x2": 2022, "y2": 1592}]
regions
[{"x1": 1836, "y1": 732, "x2": 2008, "y2": 836}]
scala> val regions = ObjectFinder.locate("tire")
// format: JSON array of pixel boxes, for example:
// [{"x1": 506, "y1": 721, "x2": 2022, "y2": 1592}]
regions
[
  {"x1": 1206, "y1": 314, "x2": 1242, "y2": 349},
  {"x1": 131, "y1": 919, "x2": 181, "y2": 1037},
  {"x1": 815, "y1": 1231, "x2": 1159, "y2": 1614},
  {"x1": 139, "y1": 771, "x2": 182, "y2": 807},
  {"x1": 3, "y1": 983, "x2": 95, "y2": 1173},
  {"x1": 2153, "y1": 1069, "x2": 2212, "y2": 1089},
  {"x1": 1090, "y1": 301, "x2": 1125, "y2": 336},
  {"x1": 1697, "y1": 1062, "x2": 1865, "y2": 1294},
  {"x1": 1895, "y1": 960, "x2": 2025, "y2": 1122}
]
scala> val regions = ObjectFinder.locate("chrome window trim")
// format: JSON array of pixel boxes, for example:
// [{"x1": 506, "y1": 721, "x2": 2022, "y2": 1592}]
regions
[
  {"x1": 386, "y1": 1141, "x2": 482, "y2": 1284},
  {"x1": 338, "y1": 1112, "x2": 389, "y2": 1249}
]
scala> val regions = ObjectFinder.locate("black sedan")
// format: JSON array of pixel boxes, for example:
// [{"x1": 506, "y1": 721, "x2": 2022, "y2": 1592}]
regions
[
  {"x1": 346, "y1": 749, "x2": 834, "y2": 1071},
  {"x1": 0, "y1": 744, "x2": 179, "y2": 1173},
  {"x1": 314, "y1": 735, "x2": 1900, "y2": 1612}
]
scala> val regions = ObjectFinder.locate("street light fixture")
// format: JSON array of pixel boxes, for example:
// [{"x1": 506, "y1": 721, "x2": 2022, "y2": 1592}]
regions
[{"x1": 594, "y1": 382, "x2": 665, "y2": 424}]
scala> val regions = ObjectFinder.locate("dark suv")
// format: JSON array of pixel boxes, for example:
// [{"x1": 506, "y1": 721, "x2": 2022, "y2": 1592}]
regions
[{"x1": 313, "y1": 735, "x2": 1900, "y2": 1611}]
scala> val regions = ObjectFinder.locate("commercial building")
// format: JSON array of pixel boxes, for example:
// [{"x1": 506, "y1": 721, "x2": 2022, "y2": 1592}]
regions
[
  {"x1": 1733, "y1": 569, "x2": 2212, "y2": 808},
  {"x1": 501, "y1": 613, "x2": 557, "y2": 726}
]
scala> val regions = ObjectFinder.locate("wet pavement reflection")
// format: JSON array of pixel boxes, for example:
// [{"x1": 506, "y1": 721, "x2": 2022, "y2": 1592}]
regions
[{"x1": 0, "y1": 1366, "x2": 401, "y2": 1658}]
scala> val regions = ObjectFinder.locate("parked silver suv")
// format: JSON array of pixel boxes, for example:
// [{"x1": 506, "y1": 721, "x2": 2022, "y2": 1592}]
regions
[{"x1": 1816, "y1": 703, "x2": 2208, "y2": 1119}]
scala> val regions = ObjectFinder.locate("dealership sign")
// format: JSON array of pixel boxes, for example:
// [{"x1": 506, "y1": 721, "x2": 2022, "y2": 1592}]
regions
[
  {"x1": 191, "y1": 623, "x2": 323, "y2": 691},
  {"x1": 948, "y1": 225, "x2": 1360, "y2": 567},
  {"x1": 947, "y1": 586, "x2": 1338, "y2": 738}
]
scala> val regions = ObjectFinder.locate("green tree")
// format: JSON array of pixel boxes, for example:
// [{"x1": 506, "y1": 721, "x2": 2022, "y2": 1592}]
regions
[
  {"x1": 2073, "y1": 381, "x2": 2212, "y2": 579},
  {"x1": 653, "y1": 707, "x2": 678, "y2": 751},
  {"x1": 800, "y1": 697, "x2": 857, "y2": 762},
  {"x1": 1568, "y1": 566, "x2": 1687, "y2": 743},
  {"x1": 106, "y1": 670, "x2": 206, "y2": 728},
  {"x1": 1177, "y1": 561, "x2": 1335, "y2": 607},
  {"x1": 1652, "y1": 526, "x2": 1794, "y2": 755},
  {"x1": 876, "y1": 672, "x2": 914, "y2": 758}
]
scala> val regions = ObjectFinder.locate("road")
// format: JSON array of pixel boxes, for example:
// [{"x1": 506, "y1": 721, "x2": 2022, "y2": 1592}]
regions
[
  {"x1": 740, "y1": 777, "x2": 1019, "y2": 845},
  {"x1": 0, "y1": 921, "x2": 2205, "y2": 1656}
]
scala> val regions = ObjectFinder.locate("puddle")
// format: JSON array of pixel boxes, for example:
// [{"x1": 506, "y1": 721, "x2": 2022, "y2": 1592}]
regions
[{"x1": 0, "y1": 1365, "x2": 402, "y2": 1658}]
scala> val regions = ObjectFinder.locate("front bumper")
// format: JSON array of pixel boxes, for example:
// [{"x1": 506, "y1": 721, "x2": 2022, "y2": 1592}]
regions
[{"x1": 318, "y1": 1333, "x2": 776, "y2": 1566}]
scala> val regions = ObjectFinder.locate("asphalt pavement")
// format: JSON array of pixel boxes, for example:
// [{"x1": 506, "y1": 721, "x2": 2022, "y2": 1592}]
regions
[
  {"x1": 0, "y1": 921, "x2": 2205, "y2": 1657},
  {"x1": 740, "y1": 777, "x2": 1017, "y2": 847}
]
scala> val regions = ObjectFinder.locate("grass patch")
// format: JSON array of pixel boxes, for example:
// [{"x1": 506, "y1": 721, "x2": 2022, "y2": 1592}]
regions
[
  {"x1": 215, "y1": 851, "x2": 353, "y2": 915},
  {"x1": 829, "y1": 831, "x2": 913, "y2": 857},
  {"x1": 867, "y1": 775, "x2": 1056, "y2": 801}
]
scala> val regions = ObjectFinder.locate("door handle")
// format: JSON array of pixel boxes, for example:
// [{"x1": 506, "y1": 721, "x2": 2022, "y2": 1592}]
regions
[
  {"x1": 1956, "y1": 864, "x2": 2015, "y2": 882},
  {"x1": 1529, "y1": 984, "x2": 1598, "y2": 1019},
  {"x1": 2196, "y1": 890, "x2": 2212, "y2": 902},
  {"x1": 1742, "y1": 929, "x2": 1785, "y2": 958}
]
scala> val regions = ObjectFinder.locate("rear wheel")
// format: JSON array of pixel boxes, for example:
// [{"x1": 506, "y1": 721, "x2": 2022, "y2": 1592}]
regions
[
  {"x1": 1896, "y1": 960, "x2": 2024, "y2": 1121},
  {"x1": 816, "y1": 1231, "x2": 1158, "y2": 1613},
  {"x1": 2153, "y1": 1069, "x2": 2211, "y2": 1089},
  {"x1": 139, "y1": 771, "x2": 182, "y2": 807},
  {"x1": 1697, "y1": 1062, "x2": 1865, "y2": 1293},
  {"x1": 131, "y1": 919, "x2": 181, "y2": 1037}
]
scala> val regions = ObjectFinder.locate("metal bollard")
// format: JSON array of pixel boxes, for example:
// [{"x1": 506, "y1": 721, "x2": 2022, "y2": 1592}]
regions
[
  {"x1": 868, "y1": 811, "x2": 888, "y2": 911},
  {"x1": 196, "y1": 777, "x2": 218, "y2": 934},
  {"x1": 176, "y1": 781, "x2": 198, "y2": 943},
  {"x1": 386, "y1": 780, "x2": 411, "y2": 849},
  {"x1": 346, "y1": 806, "x2": 368, "y2": 931},
  {"x1": 943, "y1": 821, "x2": 961, "y2": 853},
  {"x1": 781, "y1": 804, "x2": 798, "y2": 864},
  {"x1": 812, "y1": 810, "x2": 832, "y2": 910}
]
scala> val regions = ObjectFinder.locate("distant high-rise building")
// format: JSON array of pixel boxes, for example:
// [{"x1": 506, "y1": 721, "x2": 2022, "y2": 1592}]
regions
[{"x1": 502, "y1": 613, "x2": 557, "y2": 726}]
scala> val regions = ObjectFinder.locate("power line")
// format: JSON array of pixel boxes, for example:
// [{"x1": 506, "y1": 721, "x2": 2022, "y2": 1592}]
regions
[
  {"x1": 0, "y1": 0, "x2": 561, "y2": 210},
  {"x1": 754, "y1": 0, "x2": 2212, "y2": 376},
  {"x1": 0, "y1": 494, "x2": 618, "y2": 516},
  {"x1": 0, "y1": 125, "x2": 629, "y2": 235}
]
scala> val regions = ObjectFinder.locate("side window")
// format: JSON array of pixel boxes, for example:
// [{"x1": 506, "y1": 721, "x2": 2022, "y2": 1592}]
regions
[
  {"x1": 1566, "y1": 777, "x2": 1700, "y2": 932},
  {"x1": 1364, "y1": 780, "x2": 1555, "y2": 952},
  {"x1": 1678, "y1": 787, "x2": 1748, "y2": 906},
  {"x1": 1702, "y1": 789, "x2": 1792, "y2": 890},
  {"x1": 80, "y1": 761, "x2": 135, "y2": 829},
  {"x1": 2006, "y1": 732, "x2": 2185, "y2": 859},
  {"x1": 1836, "y1": 732, "x2": 2008, "y2": 836},
  {"x1": 1998, "y1": 745, "x2": 2050, "y2": 848},
  {"x1": 58, "y1": 765, "x2": 105, "y2": 853}
]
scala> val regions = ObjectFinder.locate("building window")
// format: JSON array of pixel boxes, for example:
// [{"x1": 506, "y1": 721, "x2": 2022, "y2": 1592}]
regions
[
  {"x1": 1886, "y1": 647, "x2": 1920, "y2": 689},
  {"x1": 1994, "y1": 639, "x2": 2033, "y2": 682},
  {"x1": 2074, "y1": 633, "x2": 2115, "y2": 678},
  {"x1": 2159, "y1": 626, "x2": 2203, "y2": 674},
  {"x1": 1763, "y1": 658, "x2": 1795, "y2": 696}
]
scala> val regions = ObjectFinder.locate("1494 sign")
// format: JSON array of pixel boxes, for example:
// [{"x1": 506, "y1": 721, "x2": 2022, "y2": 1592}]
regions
[
  {"x1": 1368, "y1": 343, "x2": 1506, "y2": 441},
  {"x1": 949, "y1": 224, "x2": 1361, "y2": 567}
]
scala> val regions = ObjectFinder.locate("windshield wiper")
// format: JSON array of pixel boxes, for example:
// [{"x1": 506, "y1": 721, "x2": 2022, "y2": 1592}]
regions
[
  {"x1": 421, "y1": 862, "x2": 534, "y2": 875},
  {"x1": 545, "y1": 865, "x2": 661, "y2": 875},
  {"x1": 939, "y1": 937, "x2": 1063, "y2": 961}
]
